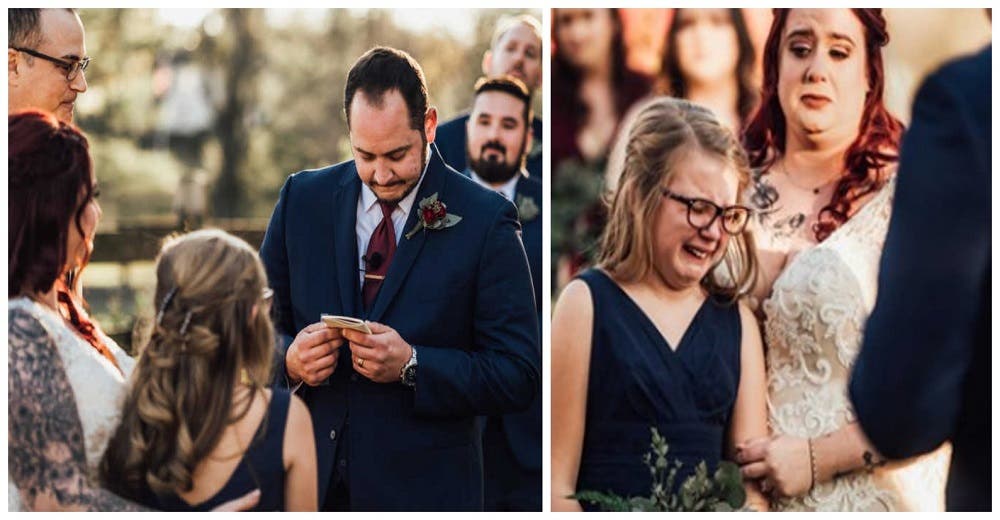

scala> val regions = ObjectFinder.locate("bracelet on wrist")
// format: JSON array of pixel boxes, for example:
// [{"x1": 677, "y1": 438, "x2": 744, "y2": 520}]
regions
[{"x1": 807, "y1": 438, "x2": 818, "y2": 490}]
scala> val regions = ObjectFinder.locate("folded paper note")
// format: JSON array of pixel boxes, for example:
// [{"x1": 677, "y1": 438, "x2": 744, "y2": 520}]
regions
[{"x1": 321, "y1": 314, "x2": 372, "y2": 334}]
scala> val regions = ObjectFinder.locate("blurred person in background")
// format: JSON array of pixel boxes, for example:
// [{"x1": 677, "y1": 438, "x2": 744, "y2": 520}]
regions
[
  {"x1": 660, "y1": 8, "x2": 758, "y2": 131},
  {"x1": 551, "y1": 98, "x2": 767, "y2": 512},
  {"x1": 551, "y1": 8, "x2": 652, "y2": 290},
  {"x1": 8, "y1": 8, "x2": 89, "y2": 124},
  {"x1": 437, "y1": 14, "x2": 543, "y2": 179},
  {"x1": 464, "y1": 75, "x2": 543, "y2": 511},
  {"x1": 9, "y1": 8, "x2": 92, "y2": 301},
  {"x1": 733, "y1": 9, "x2": 950, "y2": 511},
  {"x1": 606, "y1": 9, "x2": 759, "y2": 189},
  {"x1": 551, "y1": 8, "x2": 651, "y2": 175}
]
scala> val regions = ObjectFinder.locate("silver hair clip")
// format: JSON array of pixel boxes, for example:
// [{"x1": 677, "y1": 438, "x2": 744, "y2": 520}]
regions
[
  {"x1": 156, "y1": 286, "x2": 179, "y2": 325},
  {"x1": 179, "y1": 310, "x2": 193, "y2": 336}
]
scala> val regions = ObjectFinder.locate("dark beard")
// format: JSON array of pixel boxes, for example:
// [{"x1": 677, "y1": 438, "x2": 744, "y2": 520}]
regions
[
  {"x1": 469, "y1": 156, "x2": 520, "y2": 184},
  {"x1": 467, "y1": 138, "x2": 526, "y2": 185}
]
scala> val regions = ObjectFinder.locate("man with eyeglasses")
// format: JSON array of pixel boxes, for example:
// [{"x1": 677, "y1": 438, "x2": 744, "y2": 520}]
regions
[{"x1": 9, "y1": 8, "x2": 90, "y2": 124}]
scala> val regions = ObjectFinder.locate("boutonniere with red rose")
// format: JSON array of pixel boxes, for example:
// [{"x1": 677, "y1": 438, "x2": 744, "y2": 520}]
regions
[{"x1": 405, "y1": 193, "x2": 462, "y2": 239}]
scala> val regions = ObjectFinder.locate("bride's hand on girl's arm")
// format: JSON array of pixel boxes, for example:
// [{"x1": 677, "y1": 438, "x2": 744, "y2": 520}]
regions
[
  {"x1": 737, "y1": 434, "x2": 812, "y2": 498},
  {"x1": 736, "y1": 423, "x2": 888, "y2": 499}
]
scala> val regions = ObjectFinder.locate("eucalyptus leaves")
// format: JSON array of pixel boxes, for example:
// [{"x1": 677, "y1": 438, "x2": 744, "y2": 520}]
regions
[
  {"x1": 574, "y1": 427, "x2": 749, "y2": 512},
  {"x1": 405, "y1": 193, "x2": 462, "y2": 239}
]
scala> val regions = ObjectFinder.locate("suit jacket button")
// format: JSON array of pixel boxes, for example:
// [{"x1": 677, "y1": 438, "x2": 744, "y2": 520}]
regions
[
  {"x1": 351, "y1": 374, "x2": 358, "y2": 382},
  {"x1": 329, "y1": 429, "x2": 336, "y2": 441}
]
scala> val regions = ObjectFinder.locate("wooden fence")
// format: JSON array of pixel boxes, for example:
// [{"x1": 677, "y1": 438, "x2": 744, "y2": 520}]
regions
[{"x1": 87, "y1": 218, "x2": 269, "y2": 351}]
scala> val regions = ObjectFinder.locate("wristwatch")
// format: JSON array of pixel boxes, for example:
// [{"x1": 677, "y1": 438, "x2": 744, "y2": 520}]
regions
[{"x1": 400, "y1": 346, "x2": 418, "y2": 387}]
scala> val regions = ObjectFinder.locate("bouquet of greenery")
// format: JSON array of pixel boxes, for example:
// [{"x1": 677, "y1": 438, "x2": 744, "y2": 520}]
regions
[{"x1": 573, "y1": 427, "x2": 750, "y2": 512}]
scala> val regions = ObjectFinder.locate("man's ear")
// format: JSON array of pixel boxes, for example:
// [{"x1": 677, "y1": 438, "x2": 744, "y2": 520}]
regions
[
  {"x1": 9, "y1": 48, "x2": 21, "y2": 82},
  {"x1": 481, "y1": 50, "x2": 493, "y2": 76},
  {"x1": 424, "y1": 106, "x2": 438, "y2": 144}
]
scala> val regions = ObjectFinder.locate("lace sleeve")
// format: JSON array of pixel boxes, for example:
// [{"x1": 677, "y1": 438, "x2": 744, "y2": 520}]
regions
[{"x1": 8, "y1": 307, "x2": 147, "y2": 511}]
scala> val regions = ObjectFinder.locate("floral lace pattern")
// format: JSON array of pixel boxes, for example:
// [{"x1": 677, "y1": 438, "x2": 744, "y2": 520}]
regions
[
  {"x1": 7, "y1": 297, "x2": 135, "y2": 511},
  {"x1": 762, "y1": 178, "x2": 950, "y2": 511}
]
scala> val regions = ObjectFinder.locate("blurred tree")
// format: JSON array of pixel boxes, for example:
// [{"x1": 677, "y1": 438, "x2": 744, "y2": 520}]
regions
[
  {"x1": 77, "y1": 8, "x2": 538, "y2": 223},
  {"x1": 74, "y1": 8, "x2": 539, "y2": 345},
  {"x1": 209, "y1": 9, "x2": 263, "y2": 218}
]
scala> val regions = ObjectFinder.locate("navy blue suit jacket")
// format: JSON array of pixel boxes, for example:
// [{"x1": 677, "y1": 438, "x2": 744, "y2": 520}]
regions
[
  {"x1": 436, "y1": 114, "x2": 543, "y2": 180},
  {"x1": 260, "y1": 145, "x2": 540, "y2": 511},
  {"x1": 500, "y1": 174, "x2": 543, "y2": 473},
  {"x1": 849, "y1": 47, "x2": 991, "y2": 511},
  {"x1": 464, "y1": 171, "x2": 543, "y2": 477}
]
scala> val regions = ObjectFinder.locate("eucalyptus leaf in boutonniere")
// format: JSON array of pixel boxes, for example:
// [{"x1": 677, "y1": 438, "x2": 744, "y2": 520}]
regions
[
  {"x1": 527, "y1": 138, "x2": 542, "y2": 160},
  {"x1": 516, "y1": 194, "x2": 539, "y2": 223},
  {"x1": 405, "y1": 192, "x2": 462, "y2": 239}
]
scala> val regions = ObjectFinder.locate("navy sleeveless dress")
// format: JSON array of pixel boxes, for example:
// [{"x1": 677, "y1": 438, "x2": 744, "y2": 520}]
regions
[
  {"x1": 143, "y1": 388, "x2": 292, "y2": 511},
  {"x1": 574, "y1": 269, "x2": 741, "y2": 510}
]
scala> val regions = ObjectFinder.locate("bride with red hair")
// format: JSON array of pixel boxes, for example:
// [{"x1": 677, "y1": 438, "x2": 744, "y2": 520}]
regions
[{"x1": 733, "y1": 9, "x2": 950, "y2": 511}]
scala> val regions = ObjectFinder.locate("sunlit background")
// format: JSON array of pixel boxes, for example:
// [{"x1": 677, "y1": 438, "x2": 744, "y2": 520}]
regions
[{"x1": 74, "y1": 8, "x2": 542, "y2": 349}]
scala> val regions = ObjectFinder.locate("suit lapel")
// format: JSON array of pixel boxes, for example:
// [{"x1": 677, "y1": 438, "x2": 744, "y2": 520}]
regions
[
  {"x1": 333, "y1": 169, "x2": 363, "y2": 318},
  {"x1": 367, "y1": 144, "x2": 449, "y2": 322}
]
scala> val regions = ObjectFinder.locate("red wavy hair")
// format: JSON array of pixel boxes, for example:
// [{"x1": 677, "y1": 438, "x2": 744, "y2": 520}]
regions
[
  {"x1": 9, "y1": 110, "x2": 120, "y2": 373},
  {"x1": 742, "y1": 8, "x2": 904, "y2": 241}
]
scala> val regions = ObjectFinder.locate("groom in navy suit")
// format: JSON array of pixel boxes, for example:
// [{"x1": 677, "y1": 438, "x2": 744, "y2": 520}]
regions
[
  {"x1": 260, "y1": 47, "x2": 539, "y2": 511},
  {"x1": 461, "y1": 76, "x2": 542, "y2": 511},
  {"x1": 849, "y1": 45, "x2": 991, "y2": 512}
]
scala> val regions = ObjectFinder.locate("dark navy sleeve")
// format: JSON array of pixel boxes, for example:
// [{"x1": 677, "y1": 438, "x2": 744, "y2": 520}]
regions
[{"x1": 849, "y1": 58, "x2": 990, "y2": 459}]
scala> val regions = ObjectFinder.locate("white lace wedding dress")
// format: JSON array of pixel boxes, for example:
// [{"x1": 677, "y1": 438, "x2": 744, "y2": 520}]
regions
[
  {"x1": 762, "y1": 179, "x2": 951, "y2": 511},
  {"x1": 8, "y1": 297, "x2": 136, "y2": 512}
]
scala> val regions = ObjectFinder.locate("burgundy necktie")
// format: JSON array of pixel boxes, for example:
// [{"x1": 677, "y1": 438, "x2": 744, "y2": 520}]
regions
[{"x1": 362, "y1": 201, "x2": 397, "y2": 311}]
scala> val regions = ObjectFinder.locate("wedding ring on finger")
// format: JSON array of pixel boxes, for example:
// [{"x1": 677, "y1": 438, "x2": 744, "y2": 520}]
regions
[{"x1": 356, "y1": 357, "x2": 365, "y2": 368}]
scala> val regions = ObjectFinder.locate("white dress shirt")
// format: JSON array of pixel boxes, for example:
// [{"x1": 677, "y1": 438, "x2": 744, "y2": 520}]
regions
[
  {"x1": 469, "y1": 169, "x2": 522, "y2": 201},
  {"x1": 355, "y1": 145, "x2": 431, "y2": 286}
]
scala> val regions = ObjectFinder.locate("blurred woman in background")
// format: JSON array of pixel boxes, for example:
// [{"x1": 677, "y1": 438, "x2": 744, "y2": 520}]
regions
[
  {"x1": 552, "y1": 7, "x2": 651, "y2": 174},
  {"x1": 551, "y1": 8, "x2": 653, "y2": 289},
  {"x1": 606, "y1": 8, "x2": 758, "y2": 189},
  {"x1": 661, "y1": 8, "x2": 758, "y2": 131}
]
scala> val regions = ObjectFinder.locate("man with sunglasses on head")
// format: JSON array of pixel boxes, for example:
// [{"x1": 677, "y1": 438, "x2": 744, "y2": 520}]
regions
[{"x1": 9, "y1": 8, "x2": 90, "y2": 124}]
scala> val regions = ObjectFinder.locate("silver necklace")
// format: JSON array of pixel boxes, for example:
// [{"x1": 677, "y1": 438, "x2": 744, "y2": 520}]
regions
[{"x1": 777, "y1": 162, "x2": 840, "y2": 195}]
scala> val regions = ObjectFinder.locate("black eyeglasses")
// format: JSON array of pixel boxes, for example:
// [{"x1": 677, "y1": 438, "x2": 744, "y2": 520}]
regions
[
  {"x1": 10, "y1": 47, "x2": 90, "y2": 81},
  {"x1": 662, "y1": 189, "x2": 752, "y2": 235}
]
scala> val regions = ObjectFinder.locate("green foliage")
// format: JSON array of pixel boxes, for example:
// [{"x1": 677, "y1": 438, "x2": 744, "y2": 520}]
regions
[
  {"x1": 551, "y1": 159, "x2": 607, "y2": 262},
  {"x1": 573, "y1": 427, "x2": 751, "y2": 512},
  {"x1": 72, "y1": 8, "x2": 538, "y2": 342},
  {"x1": 77, "y1": 8, "x2": 538, "y2": 222}
]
